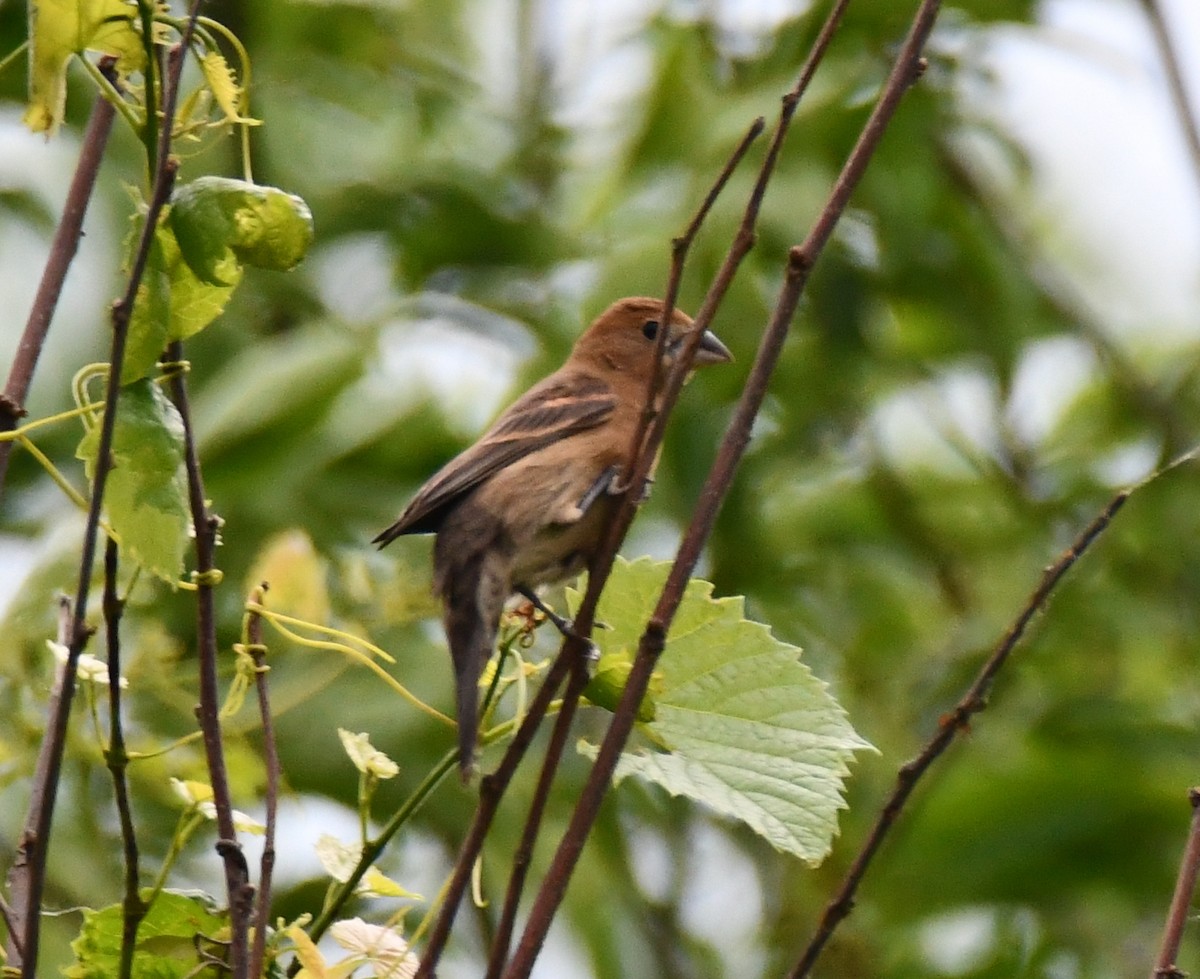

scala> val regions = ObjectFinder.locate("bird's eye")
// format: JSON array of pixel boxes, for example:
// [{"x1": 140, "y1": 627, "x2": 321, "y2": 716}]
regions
[{"x1": 642, "y1": 319, "x2": 659, "y2": 341}]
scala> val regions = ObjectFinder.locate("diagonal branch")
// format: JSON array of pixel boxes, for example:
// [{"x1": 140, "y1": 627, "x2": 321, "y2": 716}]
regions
[
  {"x1": 502, "y1": 4, "x2": 941, "y2": 977},
  {"x1": 787, "y1": 486, "x2": 1128, "y2": 978},
  {"x1": 410, "y1": 98, "x2": 769, "y2": 979},
  {"x1": 1150, "y1": 786, "x2": 1200, "y2": 979},
  {"x1": 0, "y1": 63, "x2": 117, "y2": 502}
]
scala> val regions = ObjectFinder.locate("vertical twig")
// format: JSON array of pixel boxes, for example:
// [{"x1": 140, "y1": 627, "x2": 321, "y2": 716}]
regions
[
  {"x1": 103, "y1": 538, "x2": 147, "y2": 979},
  {"x1": 3, "y1": 596, "x2": 73, "y2": 967},
  {"x1": 483, "y1": 661, "x2": 591, "y2": 979},
  {"x1": 0, "y1": 65, "x2": 117, "y2": 501},
  {"x1": 411, "y1": 106, "x2": 768, "y2": 979},
  {"x1": 166, "y1": 337, "x2": 253, "y2": 979},
  {"x1": 247, "y1": 585, "x2": 279, "y2": 979},
  {"x1": 501, "y1": 4, "x2": 940, "y2": 976},
  {"x1": 1150, "y1": 787, "x2": 1200, "y2": 979},
  {"x1": 406, "y1": 653, "x2": 573, "y2": 977},
  {"x1": 10, "y1": 142, "x2": 179, "y2": 979}
]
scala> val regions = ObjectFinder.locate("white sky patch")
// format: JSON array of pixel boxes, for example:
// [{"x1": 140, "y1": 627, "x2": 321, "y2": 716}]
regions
[
  {"x1": 871, "y1": 366, "x2": 1000, "y2": 476},
  {"x1": 373, "y1": 314, "x2": 532, "y2": 436},
  {"x1": 311, "y1": 233, "x2": 401, "y2": 325},
  {"x1": 1005, "y1": 334, "x2": 1099, "y2": 446},
  {"x1": 960, "y1": 0, "x2": 1200, "y2": 354}
]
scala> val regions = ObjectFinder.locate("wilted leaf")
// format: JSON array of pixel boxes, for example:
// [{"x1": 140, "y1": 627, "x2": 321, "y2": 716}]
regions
[{"x1": 170, "y1": 176, "x2": 314, "y2": 285}]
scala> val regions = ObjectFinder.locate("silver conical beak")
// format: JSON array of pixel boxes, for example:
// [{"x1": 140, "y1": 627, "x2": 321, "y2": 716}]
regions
[{"x1": 693, "y1": 329, "x2": 733, "y2": 366}]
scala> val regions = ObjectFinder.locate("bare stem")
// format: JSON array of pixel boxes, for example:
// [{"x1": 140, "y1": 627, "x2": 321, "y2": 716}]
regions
[
  {"x1": 103, "y1": 538, "x2": 147, "y2": 979},
  {"x1": 408, "y1": 652, "x2": 573, "y2": 978},
  {"x1": 166, "y1": 338, "x2": 253, "y2": 979},
  {"x1": 787, "y1": 488, "x2": 1127, "y2": 978},
  {"x1": 0, "y1": 67, "x2": 117, "y2": 502},
  {"x1": 1150, "y1": 787, "x2": 1200, "y2": 979},
  {"x1": 484, "y1": 659, "x2": 592, "y2": 979},
  {"x1": 501, "y1": 3, "x2": 939, "y2": 975},
  {"x1": 247, "y1": 585, "x2": 279, "y2": 979}
]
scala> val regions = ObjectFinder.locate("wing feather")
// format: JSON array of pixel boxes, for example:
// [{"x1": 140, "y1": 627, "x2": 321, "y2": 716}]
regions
[{"x1": 373, "y1": 372, "x2": 614, "y2": 543}]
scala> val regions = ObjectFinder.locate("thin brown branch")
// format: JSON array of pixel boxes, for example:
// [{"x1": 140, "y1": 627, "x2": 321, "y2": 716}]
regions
[
  {"x1": 166, "y1": 338, "x2": 253, "y2": 979},
  {"x1": 408, "y1": 651, "x2": 572, "y2": 978},
  {"x1": 582, "y1": 0, "x2": 854, "y2": 642},
  {"x1": 247, "y1": 585, "x2": 278, "y2": 979},
  {"x1": 1151, "y1": 787, "x2": 1200, "y2": 979},
  {"x1": 11, "y1": 137, "x2": 180, "y2": 979},
  {"x1": 103, "y1": 538, "x2": 147, "y2": 979},
  {"x1": 4, "y1": 596, "x2": 72, "y2": 968},
  {"x1": 484, "y1": 659, "x2": 592, "y2": 979},
  {"x1": 411, "y1": 72, "x2": 771, "y2": 979},
  {"x1": 1138, "y1": 0, "x2": 1200, "y2": 196},
  {"x1": 0, "y1": 64, "x2": 117, "y2": 502},
  {"x1": 788, "y1": 488, "x2": 1128, "y2": 979},
  {"x1": 502, "y1": 4, "x2": 939, "y2": 976}
]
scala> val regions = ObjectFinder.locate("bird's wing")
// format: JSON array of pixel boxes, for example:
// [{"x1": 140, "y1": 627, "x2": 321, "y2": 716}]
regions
[{"x1": 373, "y1": 372, "x2": 615, "y2": 543}]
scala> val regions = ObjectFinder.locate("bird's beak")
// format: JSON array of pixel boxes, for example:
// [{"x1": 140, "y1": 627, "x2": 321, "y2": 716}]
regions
[{"x1": 692, "y1": 329, "x2": 733, "y2": 367}]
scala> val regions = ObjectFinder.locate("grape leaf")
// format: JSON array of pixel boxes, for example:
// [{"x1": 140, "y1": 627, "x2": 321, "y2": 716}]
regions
[
  {"x1": 24, "y1": 0, "x2": 145, "y2": 135},
  {"x1": 66, "y1": 890, "x2": 227, "y2": 979},
  {"x1": 573, "y1": 557, "x2": 873, "y2": 864},
  {"x1": 76, "y1": 379, "x2": 190, "y2": 583}
]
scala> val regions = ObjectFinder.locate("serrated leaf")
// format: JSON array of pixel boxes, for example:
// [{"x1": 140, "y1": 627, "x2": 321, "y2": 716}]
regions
[
  {"x1": 25, "y1": 0, "x2": 145, "y2": 135},
  {"x1": 66, "y1": 890, "x2": 226, "y2": 979},
  {"x1": 76, "y1": 379, "x2": 189, "y2": 582},
  {"x1": 122, "y1": 229, "x2": 171, "y2": 382},
  {"x1": 123, "y1": 222, "x2": 237, "y2": 379},
  {"x1": 170, "y1": 177, "x2": 314, "y2": 286},
  {"x1": 573, "y1": 557, "x2": 873, "y2": 864}
]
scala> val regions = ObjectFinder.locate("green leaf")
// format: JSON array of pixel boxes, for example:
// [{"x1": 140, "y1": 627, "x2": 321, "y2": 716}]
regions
[
  {"x1": 573, "y1": 557, "x2": 873, "y2": 864},
  {"x1": 123, "y1": 220, "x2": 238, "y2": 380},
  {"x1": 122, "y1": 229, "x2": 171, "y2": 383},
  {"x1": 66, "y1": 890, "x2": 227, "y2": 979},
  {"x1": 76, "y1": 379, "x2": 190, "y2": 583},
  {"x1": 25, "y1": 0, "x2": 145, "y2": 135},
  {"x1": 160, "y1": 221, "x2": 238, "y2": 342},
  {"x1": 169, "y1": 177, "x2": 314, "y2": 286}
]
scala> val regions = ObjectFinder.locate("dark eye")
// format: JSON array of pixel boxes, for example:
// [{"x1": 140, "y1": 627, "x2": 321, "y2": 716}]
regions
[{"x1": 642, "y1": 319, "x2": 659, "y2": 341}]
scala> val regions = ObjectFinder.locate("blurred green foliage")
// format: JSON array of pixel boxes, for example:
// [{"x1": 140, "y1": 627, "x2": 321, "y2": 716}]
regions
[{"x1": 3, "y1": 0, "x2": 1200, "y2": 976}]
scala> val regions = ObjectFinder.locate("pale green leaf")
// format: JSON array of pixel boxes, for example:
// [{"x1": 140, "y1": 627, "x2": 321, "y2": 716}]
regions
[
  {"x1": 574, "y1": 557, "x2": 873, "y2": 864},
  {"x1": 76, "y1": 379, "x2": 190, "y2": 583},
  {"x1": 122, "y1": 229, "x2": 170, "y2": 383},
  {"x1": 25, "y1": 0, "x2": 144, "y2": 135},
  {"x1": 66, "y1": 890, "x2": 226, "y2": 979}
]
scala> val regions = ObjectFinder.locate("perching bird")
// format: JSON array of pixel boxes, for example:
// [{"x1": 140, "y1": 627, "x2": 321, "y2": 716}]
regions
[{"x1": 374, "y1": 297, "x2": 732, "y2": 775}]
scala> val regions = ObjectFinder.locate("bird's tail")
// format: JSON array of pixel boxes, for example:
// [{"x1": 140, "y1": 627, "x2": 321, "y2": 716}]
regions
[{"x1": 440, "y1": 556, "x2": 506, "y2": 781}]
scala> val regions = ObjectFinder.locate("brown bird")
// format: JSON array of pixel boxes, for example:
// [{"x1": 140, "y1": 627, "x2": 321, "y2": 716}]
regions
[{"x1": 374, "y1": 297, "x2": 732, "y2": 775}]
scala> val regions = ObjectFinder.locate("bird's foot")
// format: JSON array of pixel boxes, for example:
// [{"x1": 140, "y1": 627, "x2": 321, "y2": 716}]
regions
[{"x1": 517, "y1": 587, "x2": 601, "y2": 670}]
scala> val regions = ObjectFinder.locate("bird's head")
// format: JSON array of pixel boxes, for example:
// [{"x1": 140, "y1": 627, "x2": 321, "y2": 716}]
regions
[{"x1": 571, "y1": 297, "x2": 732, "y2": 377}]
